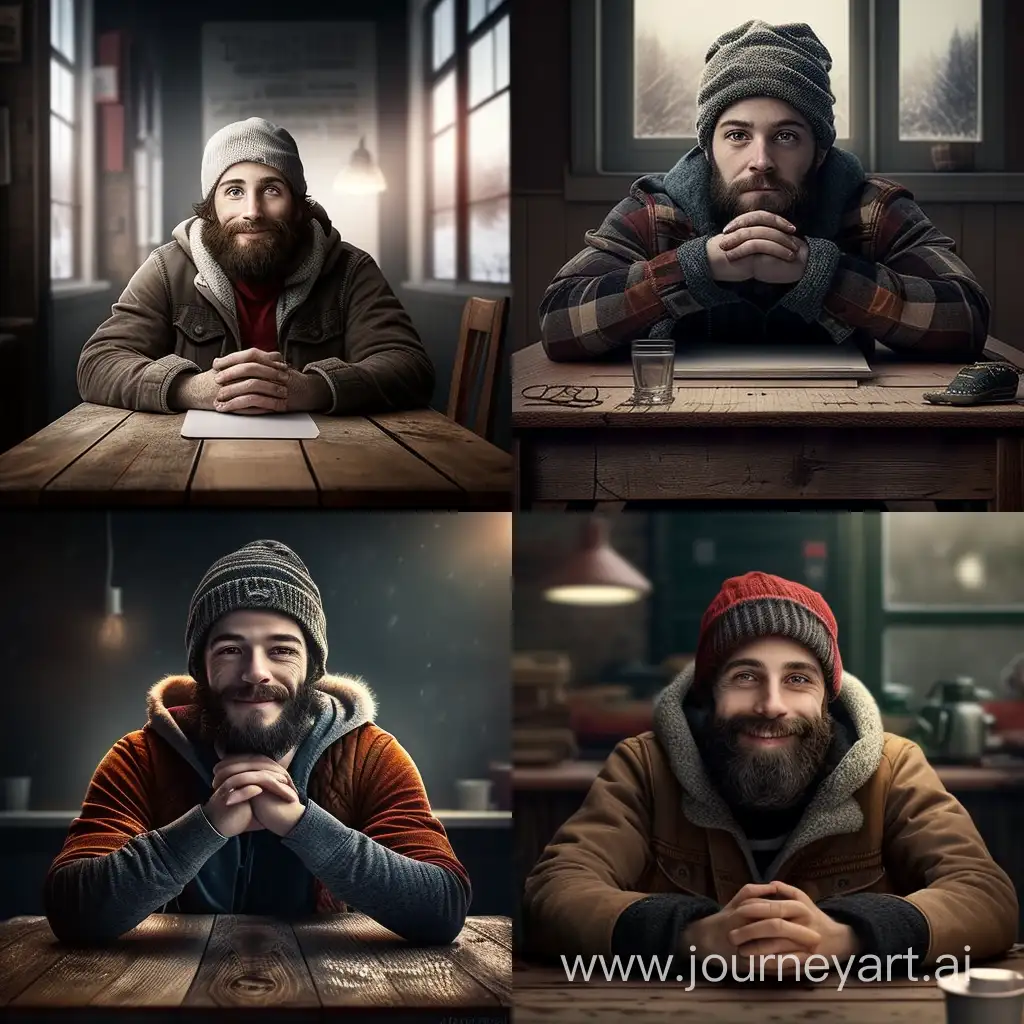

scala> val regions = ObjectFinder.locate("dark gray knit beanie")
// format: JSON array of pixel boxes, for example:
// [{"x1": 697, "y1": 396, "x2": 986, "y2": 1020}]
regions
[
  {"x1": 201, "y1": 117, "x2": 307, "y2": 200},
  {"x1": 695, "y1": 20, "x2": 837, "y2": 153},
  {"x1": 185, "y1": 539, "x2": 327, "y2": 684}
]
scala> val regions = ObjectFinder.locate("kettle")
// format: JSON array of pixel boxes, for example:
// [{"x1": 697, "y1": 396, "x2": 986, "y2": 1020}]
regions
[{"x1": 917, "y1": 677, "x2": 996, "y2": 764}]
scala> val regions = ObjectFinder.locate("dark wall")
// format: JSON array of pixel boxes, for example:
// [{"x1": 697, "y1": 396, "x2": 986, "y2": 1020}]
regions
[{"x1": 0, "y1": 510, "x2": 512, "y2": 811}]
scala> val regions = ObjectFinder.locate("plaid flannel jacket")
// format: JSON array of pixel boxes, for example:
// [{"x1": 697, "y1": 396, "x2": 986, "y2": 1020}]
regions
[{"x1": 539, "y1": 155, "x2": 991, "y2": 363}]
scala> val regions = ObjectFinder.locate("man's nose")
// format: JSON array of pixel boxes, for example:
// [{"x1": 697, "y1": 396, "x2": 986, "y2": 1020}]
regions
[
  {"x1": 748, "y1": 139, "x2": 774, "y2": 171},
  {"x1": 242, "y1": 194, "x2": 263, "y2": 220},
  {"x1": 241, "y1": 650, "x2": 272, "y2": 682},
  {"x1": 753, "y1": 680, "x2": 787, "y2": 716}
]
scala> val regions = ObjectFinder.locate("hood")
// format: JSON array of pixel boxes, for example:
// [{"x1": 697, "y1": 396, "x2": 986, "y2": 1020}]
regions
[
  {"x1": 652, "y1": 661, "x2": 885, "y2": 880},
  {"x1": 169, "y1": 200, "x2": 346, "y2": 332},
  {"x1": 145, "y1": 671, "x2": 377, "y2": 788},
  {"x1": 647, "y1": 143, "x2": 867, "y2": 242}
]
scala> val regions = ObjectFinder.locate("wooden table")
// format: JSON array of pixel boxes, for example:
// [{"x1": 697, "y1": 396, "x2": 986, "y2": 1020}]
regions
[
  {"x1": 0, "y1": 404, "x2": 513, "y2": 508},
  {"x1": 514, "y1": 950, "x2": 1024, "y2": 1023},
  {"x1": 511, "y1": 339, "x2": 1024, "y2": 509},
  {"x1": 0, "y1": 912, "x2": 512, "y2": 1022}
]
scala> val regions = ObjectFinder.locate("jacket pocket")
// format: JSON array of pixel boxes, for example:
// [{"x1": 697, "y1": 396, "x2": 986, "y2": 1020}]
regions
[
  {"x1": 172, "y1": 304, "x2": 229, "y2": 365},
  {"x1": 810, "y1": 864, "x2": 888, "y2": 900},
  {"x1": 286, "y1": 308, "x2": 344, "y2": 365},
  {"x1": 650, "y1": 838, "x2": 710, "y2": 898}
]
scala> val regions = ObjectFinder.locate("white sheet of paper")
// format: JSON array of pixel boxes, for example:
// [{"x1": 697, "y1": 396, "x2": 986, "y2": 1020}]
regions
[{"x1": 180, "y1": 410, "x2": 320, "y2": 439}]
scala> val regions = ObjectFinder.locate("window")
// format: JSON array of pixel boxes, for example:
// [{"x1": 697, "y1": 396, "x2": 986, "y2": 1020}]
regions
[
  {"x1": 425, "y1": 0, "x2": 509, "y2": 283},
  {"x1": 578, "y1": 0, "x2": 1004, "y2": 176},
  {"x1": 50, "y1": 0, "x2": 78, "y2": 280},
  {"x1": 865, "y1": 513, "x2": 1024, "y2": 704}
]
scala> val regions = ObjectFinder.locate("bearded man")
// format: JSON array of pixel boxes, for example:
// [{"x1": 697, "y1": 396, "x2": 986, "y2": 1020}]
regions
[
  {"x1": 523, "y1": 572, "x2": 1017, "y2": 976},
  {"x1": 539, "y1": 21, "x2": 990, "y2": 363},
  {"x1": 78, "y1": 117, "x2": 434, "y2": 415},
  {"x1": 44, "y1": 539, "x2": 469, "y2": 944}
]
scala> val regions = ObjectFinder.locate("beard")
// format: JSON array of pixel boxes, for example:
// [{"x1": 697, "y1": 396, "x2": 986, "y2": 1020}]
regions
[
  {"x1": 708, "y1": 155, "x2": 820, "y2": 235},
  {"x1": 203, "y1": 212, "x2": 309, "y2": 284},
  {"x1": 196, "y1": 676, "x2": 318, "y2": 760},
  {"x1": 696, "y1": 709, "x2": 835, "y2": 811}
]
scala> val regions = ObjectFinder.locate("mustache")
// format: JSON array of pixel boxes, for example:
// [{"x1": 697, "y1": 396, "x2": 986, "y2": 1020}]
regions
[
  {"x1": 222, "y1": 684, "x2": 291, "y2": 703},
  {"x1": 719, "y1": 714, "x2": 814, "y2": 739},
  {"x1": 229, "y1": 219, "x2": 287, "y2": 235},
  {"x1": 739, "y1": 175, "x2": 797, "y2": 195}
]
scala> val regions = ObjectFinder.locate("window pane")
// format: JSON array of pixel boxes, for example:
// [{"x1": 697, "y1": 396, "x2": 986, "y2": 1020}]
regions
[
  {"x1": 431, "y1": 125, "x2": 456, "y2": 210},
  {"x1": 468, "y1": 92, "x2": 509, "y2": 202},
  {"x1": 883, "y1": 513, "x2": 1024, "y2": 608},
  {"x1": 494, "y1": 15, "x2": 509, "y2": 93},
  {"x1": 899, "y1": 0, "x2": 981, "y2": 141},
  {"x1": 432, "y1": 71, "x2": 456, "y2": 133},
  {"x1": 51, "y1": 59, "x2": 75, "y2": 122},
  {"x1": 51, "y1": 0, "x2": 75, "y2": 62},
  {"x1": 884, "y1": 626, "x2": 1024, "y2": 704},
  {"x1": 50, "y1": 201, "x2": 74, "y2": 279},
  {"x1": 469, "y1": 30, "x2": 495, "y2": 108},
  {"x1": 432, "y1": 208, "x2": 456, "y2": 280},
  {"x1": 469, "y1": 196, "x2": 509, "y2": 283},
  {"x1": 432, "y1": 0, "x2": 454, "y2": 70},
  {"x1": 469, "y1": 0, "x2": 487, "y2": 31},
  {"x1": 50, "y1": 114, "x2": 73, "y2": 203},
  {"x1": 633, "y1": 0, "x2": 850, "y2": 141}
]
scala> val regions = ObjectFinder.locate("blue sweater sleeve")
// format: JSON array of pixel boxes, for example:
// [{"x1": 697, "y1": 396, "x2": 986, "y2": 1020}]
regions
[{"x1": 280, "y1": 799, "x2": 469, "y2": 944}]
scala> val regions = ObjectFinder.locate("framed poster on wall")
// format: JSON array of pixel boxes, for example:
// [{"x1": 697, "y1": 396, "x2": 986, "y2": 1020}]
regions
[
  {"x1": 201, "y1": 21, "x2": 380, "y2": 262},
  {"x1": 0, "y1": 5, "x2": 22, "y2": 62}
]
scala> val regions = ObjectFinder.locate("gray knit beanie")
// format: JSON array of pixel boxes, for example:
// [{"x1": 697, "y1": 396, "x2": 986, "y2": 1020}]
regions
[
  {"x1": 185, "y1": 539, "x2": 327, "y2": 684},
  {"x1": 695, "y1": 20, "x2": 836, "y2": 153},
  {"x1": 200, "y1": 117, "x2": 307, "y2": 200}
]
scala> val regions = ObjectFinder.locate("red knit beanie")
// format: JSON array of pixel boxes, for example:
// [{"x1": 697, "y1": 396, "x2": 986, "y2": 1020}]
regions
[{"x1": 694, "y1": 571, "x2": 843, "y2": 699}]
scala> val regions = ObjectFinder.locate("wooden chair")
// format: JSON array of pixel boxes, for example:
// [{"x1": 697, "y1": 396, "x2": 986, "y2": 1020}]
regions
[{"x1": 447, "y1": 296, "x2": 508, "y2": 440}]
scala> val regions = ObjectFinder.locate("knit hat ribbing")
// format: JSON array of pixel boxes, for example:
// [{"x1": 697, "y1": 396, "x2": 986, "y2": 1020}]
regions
[
  {"x1": 695, "y1": 20, "x2": 837, "y2": 153},
  {"x1": 185, "y1": 539, "x2": 327, "y2": 684},
  {"x1": 200, "y1": 117, "x2": 307, "y2": 200},
  {"x1": 694, "y1": 571, "x2": 842, "y2": 699}
]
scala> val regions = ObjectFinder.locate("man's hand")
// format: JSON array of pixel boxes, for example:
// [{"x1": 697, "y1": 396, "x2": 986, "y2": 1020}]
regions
[
  {"x1": 731, "y1": 881, "x2": 859, "y2": 963},
  {"x1": 211, "y1": 348, "x2": 332, "y2": 415},
  {"x1": 202, "y1": 768, "x2": 268, "y2": 838},
  {"x1": 212, "y1": 754, "x2": 306, "y2": 837},
  {"x1": 708, "y1": 211, "x2": 808, "y2": 285},
  {"x1": 681, "y1": 881, "x2": 858, "y2": 978}
]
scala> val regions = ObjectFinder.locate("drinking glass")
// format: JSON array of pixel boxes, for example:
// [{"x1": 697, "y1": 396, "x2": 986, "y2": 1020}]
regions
[{"x1": 631, "y1": 340, "x2": 675, "y2": 404}]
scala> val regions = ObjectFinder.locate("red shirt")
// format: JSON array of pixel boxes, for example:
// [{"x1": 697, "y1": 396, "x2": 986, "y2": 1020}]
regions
[{"x1": 233, "y1": 278, "x2": 283, "y2": 351}]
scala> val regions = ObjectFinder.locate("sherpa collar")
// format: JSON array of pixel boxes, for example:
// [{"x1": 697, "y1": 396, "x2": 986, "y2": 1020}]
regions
[
  {"x1": 652, "y1": 143, "x2": 867, "y2": 240},
  {"x1": 652, "y1": 662, "x2": 885, "y2": 880},
  {"x1": 171, "y1": 200, "x2": 344, "y2": 334},
  {"x1": 144, "y1": 672, "x2": 377, "y2": 783}
]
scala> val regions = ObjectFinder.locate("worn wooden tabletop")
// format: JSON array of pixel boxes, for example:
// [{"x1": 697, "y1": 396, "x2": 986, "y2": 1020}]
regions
[
  {"x1": 511, "y1": 341, "x2": 1024, "y2": 508},
  {"x1": 514, "y1": 950, "x2": 1024, "y2": 1023},
  {"x1": 0, "y1": 913, "x2": 512, "y2": 1022},
  {"x1": 0, "y1": 404, "x2": 513, "y2": 509}
]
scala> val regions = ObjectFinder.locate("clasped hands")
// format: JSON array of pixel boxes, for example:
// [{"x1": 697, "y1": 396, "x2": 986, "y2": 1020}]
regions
[
  {"x1": 681, "y1": 881, "x2": 859, "y2": 978},
  {"x1": 202, "y1": 753, "x2": 306, "y2": 838},
  {"x1": 173, "y1": 348, "x2": 330, "y2": 414},
  {"x1": 706, "y1": 211, "x2": 810, "y2": 285}
]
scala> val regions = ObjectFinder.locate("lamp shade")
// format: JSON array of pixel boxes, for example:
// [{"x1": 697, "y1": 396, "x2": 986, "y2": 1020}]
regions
[
  {"x1": 542, "y1": 517, "x2": 652, "y2": 606},
  {"x1": 333, "y1": 137, "x2": 387, "y2": 195}
]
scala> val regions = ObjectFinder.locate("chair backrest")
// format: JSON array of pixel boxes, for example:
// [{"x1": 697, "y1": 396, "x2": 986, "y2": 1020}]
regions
[{"x1": 447, "y1": 296, "x2": 508, "y2": 439}]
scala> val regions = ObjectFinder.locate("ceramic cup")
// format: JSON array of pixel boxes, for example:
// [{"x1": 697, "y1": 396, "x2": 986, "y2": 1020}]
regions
[
  {"x1": 455, "y1": 779, "x2": 493, "y2": 812},
  {"x1": 937, "y1": 967, "x2": 1024, "y2": 1024},
  {"x1": 1, "y1": 776, "x2": 30, "y2": 811}
]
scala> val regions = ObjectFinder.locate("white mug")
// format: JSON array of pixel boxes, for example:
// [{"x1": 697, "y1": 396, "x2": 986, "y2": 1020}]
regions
[{"x1": 454, "y1": 779, "x2": 493, "y2": 812}]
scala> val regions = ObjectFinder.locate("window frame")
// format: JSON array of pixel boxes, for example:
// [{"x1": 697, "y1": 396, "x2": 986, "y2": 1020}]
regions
[
  {"x1": 49, "y1": 0, "x2": 80, "y2": 282},
  {"x1": 423, "y1": 0, "x2": 510, "y2": 284},
  {"x1": 860, "y1": 513, "x2": 1024, "y2": 695},
  {"x1": 573, "y1": 0, "x2": 1006, "y2": 178}
]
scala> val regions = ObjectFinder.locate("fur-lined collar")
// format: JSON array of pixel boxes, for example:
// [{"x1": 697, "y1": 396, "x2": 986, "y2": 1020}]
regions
[
  {"x1": 652, "y1": 662, "x2": 885, "y2": 880},
  {"x1": 145, "y1": 672, "x2": 377, "y2": 782}
]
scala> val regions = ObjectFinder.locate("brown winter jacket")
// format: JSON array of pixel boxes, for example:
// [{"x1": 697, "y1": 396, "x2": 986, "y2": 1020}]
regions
[
  {"x1": 77, "y1": 204, "x2": 435, "y2": 414},
  {"x1": 524, "y1": 667, "x2": 1017, "y2": 967}
]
